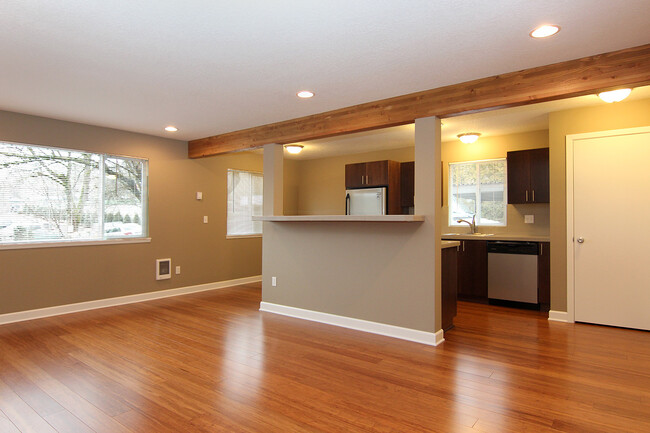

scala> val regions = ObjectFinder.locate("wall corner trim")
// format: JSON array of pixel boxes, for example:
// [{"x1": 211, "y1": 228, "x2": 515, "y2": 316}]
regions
[
  {"x1": 548, "y1": 310, "x2": 571, "y2": 323},
  {"x1": 260, "y1": 302, "x2": 444, "y2": 346},
  {"x1": 0, "y1": 275, "x2": 262, "y2": 325}
]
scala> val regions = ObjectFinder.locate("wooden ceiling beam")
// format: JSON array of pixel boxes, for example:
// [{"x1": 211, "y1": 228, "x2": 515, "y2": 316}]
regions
[{"x1": 189, "y1": 43, "x2": 650, "y2": 158}]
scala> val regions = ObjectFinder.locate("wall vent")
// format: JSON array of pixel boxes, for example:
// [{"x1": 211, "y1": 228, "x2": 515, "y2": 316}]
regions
[{"x1": 156, "y1": 258, "x2": 172, "y2": 280}]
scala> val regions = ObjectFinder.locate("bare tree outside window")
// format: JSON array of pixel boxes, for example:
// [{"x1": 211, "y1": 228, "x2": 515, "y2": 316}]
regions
[{"x1": 0, "y1": 142, "x2": 147, "y2": 243}]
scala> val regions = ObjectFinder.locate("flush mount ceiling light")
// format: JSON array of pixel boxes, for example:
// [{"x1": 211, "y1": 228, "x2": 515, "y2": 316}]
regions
[
  {"x1": 598, "y1": 88, "x2": 632, "y2": 103},
  {"x1": 164, "y1": 126, "x2": 178, "y2": 132},
  {"x1": 296, "y1": 90, "x2": 314, "y2": 99},
  {"x1": 530, "y1": 24, "x2": 560, "y2": 38},
  {"x1": 457, "y1": 133, "x2": 481, "y2": 144},
  {"x1": 284, "y1": 144, "x2": 304, "y2": 154}
]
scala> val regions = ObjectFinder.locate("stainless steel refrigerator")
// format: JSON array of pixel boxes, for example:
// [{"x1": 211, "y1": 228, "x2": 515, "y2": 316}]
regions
[{"x1": 345, "y1": 187, "x2": 386, "y2": 215}]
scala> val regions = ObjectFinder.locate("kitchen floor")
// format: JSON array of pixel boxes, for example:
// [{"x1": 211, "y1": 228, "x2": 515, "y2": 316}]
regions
[{"x1": 0, "y1": 284, "x2": 648, "y2": 432}]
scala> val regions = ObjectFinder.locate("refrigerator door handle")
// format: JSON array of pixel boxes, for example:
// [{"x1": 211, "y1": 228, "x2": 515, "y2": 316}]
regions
[{"x1": 345, "y1": 193, "x2": 350, "y2": 215}]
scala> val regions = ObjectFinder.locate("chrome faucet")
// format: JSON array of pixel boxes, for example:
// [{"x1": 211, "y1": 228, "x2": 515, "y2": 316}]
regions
[{"x1": 458, "y1": 214, "x2": 477, "y2": 233}]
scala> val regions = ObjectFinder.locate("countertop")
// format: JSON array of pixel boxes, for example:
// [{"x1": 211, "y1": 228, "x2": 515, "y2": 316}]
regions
[
  {"x1": 441, "y1": 240, "x2": 460, "y2": 249},
  {"x1": 441, "y1": 233, "x2": 550, "y2": 242},
  {"x1": 253, "y1": 215, "x2": 424, "y2": 222}
]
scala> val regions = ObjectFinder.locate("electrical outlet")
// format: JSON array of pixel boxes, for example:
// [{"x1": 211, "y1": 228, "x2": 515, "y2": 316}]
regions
[
  {"x1": 203, "y1": 215, "x2": 208, "y2": 223},
  {"x1": 196, "y1": 191, "x2": 202, "y2": 200},
  {"x1": 525, "y1": 214, "x2": 535, "y2": 224},
  {"x1": 272, "y1": 276, "x2": 277, "y2": 287},
  {"x1": 175, "y1": 266, "x2": 181, "y2": 275}
]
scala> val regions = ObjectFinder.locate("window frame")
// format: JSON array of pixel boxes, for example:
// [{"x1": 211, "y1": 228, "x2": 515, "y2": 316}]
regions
[
  {"x1": 448, "y1": 158, "x2": 507, "y2": 227},
  {"x1": 0, "y1": 140, "x2": 149, "y2": 249},
  {"x1": 226, "y1": 168, "x2": 263, "y2": 238}
]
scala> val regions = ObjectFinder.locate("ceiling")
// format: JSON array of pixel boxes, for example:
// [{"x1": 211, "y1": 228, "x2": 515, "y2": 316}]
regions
[
  {"x1": 283, "y1": 86, "x2": 650, "y2": 159},
  {"x1": 1, "y1": 1, "x2": 649, "y2": 142}
]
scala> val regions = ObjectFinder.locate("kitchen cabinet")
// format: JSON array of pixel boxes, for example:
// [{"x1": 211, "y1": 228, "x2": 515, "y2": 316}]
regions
[
  {"x1": 507, "y1": 148, "x2": 549, "y2": 204},
  {"x1": 457, "y1": 240, "x2": 488, "y2": 301},
  {"x1": 537, "y1": 241, "x2": 550, "y2": 311},
  {"x1": 400, "y1": 161, "x2": 414, "y2": 212},
  {"x1": 345, "y1": 160, "x2": 401, "y2": 214},
  {"x1": 441, "y1": 245, "x2": 458, "y2": 331}
]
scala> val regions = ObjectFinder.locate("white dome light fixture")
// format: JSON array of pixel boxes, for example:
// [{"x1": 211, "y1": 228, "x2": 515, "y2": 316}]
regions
[
  {"x1": 296, "y1": 90, "x2": 314, "y2": 99},
  {"x1": 530, "y1": 24, "x2": 560, "y2": 38},
  {"x1": 284, "y1": 144, "x2": 304, "y2": 154},
  {"x1": 598, "y1": 88, "x2": 632, "y2": 103},
  {"x1": 457, "y1": 133, "x2": 481, "y2": 144},
  {"x1": 164, "y1": 125, "x2": 178, "y2": 132}
]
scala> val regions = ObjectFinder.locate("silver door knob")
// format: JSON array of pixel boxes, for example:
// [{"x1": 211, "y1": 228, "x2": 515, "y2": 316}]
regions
[{"x1": 577, "y1": 237, "x2": 584, "y2": 243}]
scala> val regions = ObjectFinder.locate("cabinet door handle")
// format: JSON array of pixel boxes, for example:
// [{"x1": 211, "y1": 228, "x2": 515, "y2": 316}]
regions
[
  {"x1": 366, "y1": 175, "x2": 369, "y2": 184},
  {"x1": 532, "y1": 190, "x2": 535, "y2": 202},
  {"x1": 361, "y1": 175, "x2": 364, "y2": 185},
  {"x1": 540, "y1": 243, "x2": 543, "y2": 255},
  {"x1": 525, "y1": 190, "x2": 529, "y2": 202},
  {"x1": 462, "y1": 241, "x2": 465, "y2": 252}
]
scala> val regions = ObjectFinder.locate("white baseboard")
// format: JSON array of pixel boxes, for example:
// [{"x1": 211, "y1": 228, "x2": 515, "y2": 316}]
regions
[
  {"x1": 548, "y1": 310, "x2": 570, "y2": 322},
  {"x1": 0, "y1": 275, "x2": 261, "y2": 326},
  {"x1": 260, "y1": 302, "x2": 445, "y2": 346}
]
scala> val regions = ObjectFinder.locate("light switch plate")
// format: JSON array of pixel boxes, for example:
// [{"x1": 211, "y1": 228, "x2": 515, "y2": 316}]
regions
[
  {"x1": 175, "y1": 266, "x2": 181, "y2": 274},
  {"x1": 203, "y1": 215, "x2": 208, "y2": 223},
  {"x1": 196, "y1": 192, "x2": 203, "y2": 200},
  {"x1": 524, "y1": 214, "x2": 534, "y2": 224},
  {"x1": 272, "y1": 276, "x2": 277, "y2": 287}
]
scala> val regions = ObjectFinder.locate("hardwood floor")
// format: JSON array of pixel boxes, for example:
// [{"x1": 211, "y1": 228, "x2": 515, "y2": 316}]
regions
[{"x1": 0, "y1": 283, "x2": 648, "y2": 432}]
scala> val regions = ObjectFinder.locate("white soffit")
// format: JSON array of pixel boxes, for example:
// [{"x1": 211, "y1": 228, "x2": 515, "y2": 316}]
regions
[{"x1": 0, "y1": 1, "x2": 649, "y2": 141}]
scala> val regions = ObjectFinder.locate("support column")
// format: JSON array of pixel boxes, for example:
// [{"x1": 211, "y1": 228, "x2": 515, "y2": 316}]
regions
[
  {"x1": 263, "y1": 143, "x2": 284, "y2": 216},
  {"x1": 414, "y1": 116, "x2": 443, "y2": 331}
]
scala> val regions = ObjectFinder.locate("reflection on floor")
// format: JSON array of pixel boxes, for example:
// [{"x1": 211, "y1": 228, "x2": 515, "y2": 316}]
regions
[{"x1": 0, "y1": 284, "x2": 648, "y2": 432}]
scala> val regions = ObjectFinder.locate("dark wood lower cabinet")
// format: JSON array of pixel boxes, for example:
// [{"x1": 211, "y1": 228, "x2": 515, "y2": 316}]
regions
[
  {"x1": 457, "y1": 240, "x2": 488, "y2": 301},
  {"x1": 441, "y1": 246, "x2": 458, "y2": 331},
  {"x1": 538, "y1": 241, "x2": 550, "y2": 311}
]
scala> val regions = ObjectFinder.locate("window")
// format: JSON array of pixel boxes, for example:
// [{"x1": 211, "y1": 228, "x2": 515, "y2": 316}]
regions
[
  {"x1": 227, "y1": 169, "x2": 263, "y2": 236},
  {"x1": 449, "y1": 159, "x2": 506, "y2": 226},
  {"x1": 0, "y1": 141, "x2": 148, "y2": 244}
]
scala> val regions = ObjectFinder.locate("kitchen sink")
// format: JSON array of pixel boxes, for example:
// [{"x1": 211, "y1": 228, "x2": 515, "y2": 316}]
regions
[{"x1": 442, "y1": 233, "x2": 495, "y2": 237}]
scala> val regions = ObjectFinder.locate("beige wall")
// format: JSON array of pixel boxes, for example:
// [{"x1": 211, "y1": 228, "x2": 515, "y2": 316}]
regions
[
  {"x1": 549, "y1": 98, "x2": 650, "y2": 312},
  {"x1": 287, "y1": 147, "x2": 415, "y2": 215},
  {"x1": 442, "y1": 129, "x2": 550, "y2": 236},
  {"x1": 0, "y1": 110, "x2": 263, "y2": 315},
  {"x1": 262, "y1": 117, "x2": 442, "y2": 333}
]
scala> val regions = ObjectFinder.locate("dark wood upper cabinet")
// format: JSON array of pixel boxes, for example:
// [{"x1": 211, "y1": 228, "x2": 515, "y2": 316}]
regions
[
  {"x1": 345, "y1": 160, "x2": 401, "y2": 214},
  {"x1": 345, "y1": 162, "x2": 366, "y2": 189},
  {"x1": 507, "y1": 148, "x2": 549, "y2": 204}
]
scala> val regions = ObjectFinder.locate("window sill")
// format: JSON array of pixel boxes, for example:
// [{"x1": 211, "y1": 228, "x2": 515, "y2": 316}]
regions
[
  {"x1": 226, "y1": 234, "x2": 262, "y2": 239},
  {"x1": 0, "y1": 237, "x2": 151, "y2": 250}
]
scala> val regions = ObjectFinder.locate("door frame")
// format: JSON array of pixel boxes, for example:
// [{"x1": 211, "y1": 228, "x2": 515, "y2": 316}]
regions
[{"x1": 565, "y1": 126, "x2": 650, "y2": 323}]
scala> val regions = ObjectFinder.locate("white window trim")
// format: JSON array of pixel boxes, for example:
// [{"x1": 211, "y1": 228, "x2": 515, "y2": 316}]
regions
[
  {"x1": 448, "y1": 158, "x2": 507, "y2": 227},
  {"x1": 226, "y1": 168, "x2": 263, "y2": 238},
  {"x1": 0, "y1": 237, "x2": 151, "y2": 250},
  {"x1": 0, "y1": 140, "x2": 149, "y2": 246}
]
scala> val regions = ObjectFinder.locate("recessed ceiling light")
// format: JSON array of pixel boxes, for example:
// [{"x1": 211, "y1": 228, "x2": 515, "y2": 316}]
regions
[
  {"x1": 164, "y1": 126, "x2": 178, "y2": 132},
  {"x1": 457, "y1": 133, "x2": 481, "y2": 144},
  {"x1": 284, "y1": 144, "x2": 304, "y2": 154},
  {"x1": 598, "y1": 88, "x2": 632, "y2": 103},
  {"x1": 530, "y1": 25, "x2": 560, "y2": 38},
  {"x1": 297, "y1": 90, "x2": 314, "y2": 99}
]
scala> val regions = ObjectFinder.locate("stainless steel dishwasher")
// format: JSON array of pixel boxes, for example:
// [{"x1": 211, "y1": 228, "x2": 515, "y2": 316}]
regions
[{"x1": 487, "y1": 241, "x2": 539, "y2": 304}]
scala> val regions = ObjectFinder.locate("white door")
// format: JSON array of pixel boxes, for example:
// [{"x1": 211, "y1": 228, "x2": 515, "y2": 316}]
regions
[{"x1": 571, "y1": 128, "x2": 650, "y2": 330}]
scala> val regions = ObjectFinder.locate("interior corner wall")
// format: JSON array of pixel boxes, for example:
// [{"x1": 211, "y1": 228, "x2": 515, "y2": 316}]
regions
[
  {"x1": 549, "y1": 98, "x2": 650, "y2": 312},
  {"x1": 0, "y1": 110, "x2": 263, "y2": 315}
]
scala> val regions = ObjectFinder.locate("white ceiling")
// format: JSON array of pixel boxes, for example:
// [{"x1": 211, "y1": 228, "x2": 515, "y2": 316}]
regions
[
  {"x1": 283, "y1": 85, "x2": 650, "y2": 160},
  {"x1": 1, "y1": 1, "x2": 649, "y2": 142}
]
